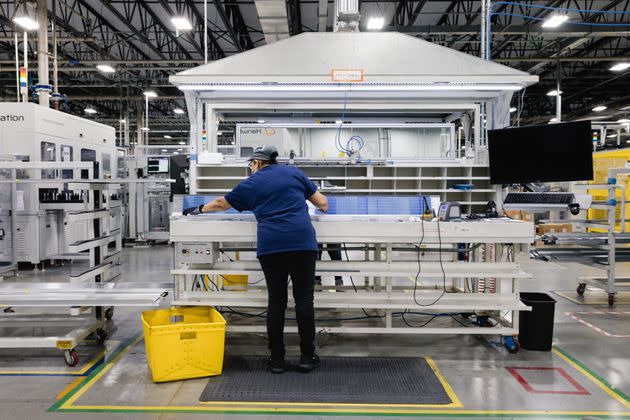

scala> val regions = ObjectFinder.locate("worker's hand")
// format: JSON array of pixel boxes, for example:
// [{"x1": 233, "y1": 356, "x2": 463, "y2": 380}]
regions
[{"x1": 183, "y1": 205, "x2": 202, "y2": 216}]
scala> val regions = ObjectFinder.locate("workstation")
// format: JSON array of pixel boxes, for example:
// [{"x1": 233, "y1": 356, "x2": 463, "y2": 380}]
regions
[{"x1": 1, "y1": 1, "x2": 630, "y2": 419}]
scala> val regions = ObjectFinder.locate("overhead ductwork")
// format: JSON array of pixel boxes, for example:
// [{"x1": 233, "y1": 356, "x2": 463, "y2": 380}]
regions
[{"x1": 254, "y1": 0, "x2": 290, "y2": 44}]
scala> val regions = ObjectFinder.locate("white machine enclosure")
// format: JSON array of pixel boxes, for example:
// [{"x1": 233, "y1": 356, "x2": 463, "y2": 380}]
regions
[{"x1": 0, "y1": 102, "x2": 118, "y2": 264}]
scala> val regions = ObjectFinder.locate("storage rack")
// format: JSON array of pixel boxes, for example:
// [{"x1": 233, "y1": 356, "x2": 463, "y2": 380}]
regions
[
  {"x1": 0, "y1": 162, "x2": 169, "y2": 365},
  {"x1": 532, "y1": 176, "x2": 629, "y2": 306},
  {"x1": 194, "y1": 162, "x2": 496, "y2": 213}
]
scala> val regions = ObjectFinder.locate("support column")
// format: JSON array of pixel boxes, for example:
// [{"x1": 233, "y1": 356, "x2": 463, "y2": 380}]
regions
[{"x1": 37, "y1": 0, "x2": 50, "y2": 107}]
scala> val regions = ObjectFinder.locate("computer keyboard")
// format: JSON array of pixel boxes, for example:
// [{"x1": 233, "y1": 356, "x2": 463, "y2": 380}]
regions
[{"x1": 504, "y1": 192, "x2": 575, "y2": 205}]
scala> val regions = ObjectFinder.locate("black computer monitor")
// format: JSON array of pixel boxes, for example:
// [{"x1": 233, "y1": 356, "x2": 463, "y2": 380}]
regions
[{"x1": 488, "y1": 121, "x2": 594, "y2": 185}]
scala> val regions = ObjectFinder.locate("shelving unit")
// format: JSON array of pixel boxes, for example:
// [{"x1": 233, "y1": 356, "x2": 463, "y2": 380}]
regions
[
  {"x1": 194, "y1": 162, "x2": 495, "y2": 212},
  {"x1": 0, "y1": 162, "x2": 168, "y2": 365}
]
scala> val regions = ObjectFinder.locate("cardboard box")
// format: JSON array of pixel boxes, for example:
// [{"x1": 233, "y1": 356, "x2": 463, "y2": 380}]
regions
[
  {"x1": 505, "y1": 210, "x2": 523, "y2": 220},
  {"x1": 536, "y1": 223, "x2": 573, "y2": 235}
]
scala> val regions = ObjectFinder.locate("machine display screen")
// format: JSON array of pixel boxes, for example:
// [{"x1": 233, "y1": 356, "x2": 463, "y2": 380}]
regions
[
  {"x1": 148, "y1": 157, "x2": 169, "y2": 174},
  {"x1": 488, "y1": 121, "x2": 593, "y2": 184}
]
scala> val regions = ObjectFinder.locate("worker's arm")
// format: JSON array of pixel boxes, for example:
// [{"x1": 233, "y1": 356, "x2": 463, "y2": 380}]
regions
[
  {"x1": 201, "y1": 196, "x2": 232, "y2": 213},
  {"x1": 182, "y1": 197, "x2": 231, "y2": 215},
  {"x1": 308, "y1": 191, "x2": 328, "y2": 212}
]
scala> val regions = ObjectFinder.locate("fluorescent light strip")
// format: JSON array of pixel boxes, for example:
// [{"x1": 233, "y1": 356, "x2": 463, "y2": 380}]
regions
[
  {"x1": 610, "y1": 62, "x2": 630, "y2": 72},
  {"x1": 542, "y1": 14, "x2": 569, "y2": 28},
  {"x1": 12, "y1": 16, "x2": 38, "y2": 30},
  {"x1": 177, "y1": 84, "x2": 524, "y2": 92}
]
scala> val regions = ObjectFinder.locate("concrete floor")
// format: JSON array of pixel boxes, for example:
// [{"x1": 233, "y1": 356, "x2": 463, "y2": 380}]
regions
[{"x1": 0, "y1": 245, "x2": 629, "y2": 419}]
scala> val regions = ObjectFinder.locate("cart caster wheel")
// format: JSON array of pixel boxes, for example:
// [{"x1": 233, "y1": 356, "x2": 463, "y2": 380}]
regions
[
  {"x1": 104, "y1": 307, "x2": 114, "y2": 320},
  {"x1": 608, "y1": 293, "x2": 616, "y2": 306},
  {"x1": 64, "y1": 349, "x2": 79, "y2": 367},
  {"x1": 576, "y1": 283, "x2": 586, "y2": 296},
  {"x1": 96, "y1": 328, "x2": 108, "y2": 346},
  {"x1": 503, "y1": 336, "x2": 520, "y2": 354}
]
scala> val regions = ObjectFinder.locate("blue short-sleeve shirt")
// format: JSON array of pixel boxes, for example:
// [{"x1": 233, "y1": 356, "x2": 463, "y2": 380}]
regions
[{"x1": 224, "y1": 164, "x2": 319, "y2": 256}]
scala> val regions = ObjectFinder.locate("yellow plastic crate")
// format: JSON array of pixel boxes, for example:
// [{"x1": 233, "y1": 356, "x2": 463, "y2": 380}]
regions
[
  {"x1": 141, "y1": 307, "x2": 226, "y2": 383},
  {"x1": 221, "y1": 274, "x2": 248, "y2": 291}
]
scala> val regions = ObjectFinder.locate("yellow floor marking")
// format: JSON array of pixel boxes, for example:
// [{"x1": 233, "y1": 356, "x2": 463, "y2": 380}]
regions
[
  {"x1": 556, "y1": 290, "x2": 630, "y2": 305},
  {"x1": 553, "y1": 347, "x2": 630, "y2": 409},
  {"x1": 59, "y1": 337, "x2": 630, "y2": 417},
  {"x1": 60, "y1": 405, "x2": 630, "y2": 416},
  {"x1": 56, "y1": 377, "x2": 84, "y2": 401},
  {"x1": 60, "y1": 335, "x2": 143, "y2": 409},
  {"x1": 0, "y1": 348, "x2": 107, "y2": 375}
]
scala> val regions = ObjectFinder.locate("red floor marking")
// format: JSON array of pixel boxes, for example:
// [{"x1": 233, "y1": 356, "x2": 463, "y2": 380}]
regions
[
  {"x1": 566, "y1": 312, "x2": 630, "y2": 338},
  {"x1": 506, "y1": 367, "x2": 590, "y2": 395}
]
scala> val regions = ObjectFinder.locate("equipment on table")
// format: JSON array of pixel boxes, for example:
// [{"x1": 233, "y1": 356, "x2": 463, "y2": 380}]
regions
[
  {"x1": 488, "y1": 121, "x2": 593, "y2": 185},
  {"x1": 438, "y1": 201, "x2": 461, "y2": 221},
  {"x1": 485, "y1": 200, "x2": 498, "y2": 218}
]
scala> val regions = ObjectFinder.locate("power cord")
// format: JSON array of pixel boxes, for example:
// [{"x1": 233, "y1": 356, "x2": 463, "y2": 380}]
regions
[
  {"x1": 413, "y1": 199, "x2": 447, "y2": 307},
  {"x1": 342, "y1": 242, "x2": 372, "y2": 318}
]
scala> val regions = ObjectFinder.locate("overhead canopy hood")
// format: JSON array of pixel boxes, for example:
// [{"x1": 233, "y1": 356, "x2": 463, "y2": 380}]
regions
[{"x1": 170, "y1": 32, "x2": 538, "y2": 95}]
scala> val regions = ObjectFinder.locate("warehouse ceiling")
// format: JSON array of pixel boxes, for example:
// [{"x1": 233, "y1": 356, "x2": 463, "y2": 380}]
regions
[{"x1": 1, "y1": 0, "x2": 630, "y2": 144}]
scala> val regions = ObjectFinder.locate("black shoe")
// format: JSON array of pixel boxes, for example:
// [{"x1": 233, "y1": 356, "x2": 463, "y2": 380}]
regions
[
  {"x1": 269, "y1": 357, "x2": 285, "y2": 374},
  {"x1": 298, "y1": 354, "x2": 320, "y2": 372}
]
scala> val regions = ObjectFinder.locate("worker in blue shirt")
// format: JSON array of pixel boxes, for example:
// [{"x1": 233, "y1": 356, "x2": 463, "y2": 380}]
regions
[{"x1": 183, "y1": 145, "x2": 328, "y2": 374}]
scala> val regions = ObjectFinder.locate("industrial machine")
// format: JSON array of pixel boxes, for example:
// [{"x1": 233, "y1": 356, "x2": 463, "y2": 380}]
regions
[
  {"x1": 166, "y1": 32, "x2": 539, "y2": 348},
  {"x1": 0, "y1": 102, "x2": 119, "y2": 264},
  {"x1": 126, "y1": 146, "x2": 184, "y2": 243},
  {"x1": 0, "y1": 155, "x2": 16, "y2": 276}
]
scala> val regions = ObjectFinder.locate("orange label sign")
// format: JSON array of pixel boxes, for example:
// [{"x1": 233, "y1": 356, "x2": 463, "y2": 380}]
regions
[{"x1": 331, "y1": 69, "x2": 364, "y2": 82}]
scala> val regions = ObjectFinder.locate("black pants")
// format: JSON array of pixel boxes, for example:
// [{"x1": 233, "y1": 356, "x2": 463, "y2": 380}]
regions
[
  {"x1": 258, "y1": 251, "x2": 317, "y2": 360},
  {"x1": 316, "y1": 243, "x2": 343, "y2": 283}
]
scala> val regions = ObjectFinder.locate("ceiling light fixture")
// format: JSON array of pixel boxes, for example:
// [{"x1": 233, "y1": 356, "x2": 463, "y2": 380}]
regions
[
  {"x1": 509, "y1": 107, "x2": 517, "y2": 113},
  {"x1": 547, "y1": 90, "x2": 562, "y2": 96},
  {"x1": 179, "y1": 141, "x2": 186, "y2": 145},
  {"x1": 96, "y1": 64, "x2": 115, "y2": 73},
  {"x1": 171, "y1": 17, "x2": 193, "y2": 31},
  {"x1": 164, "y1": 135, "x2": 172, "y2": 139},
  {"x1": 549, "y1": 117, "x2": 558, "y2": 123},
  {"x1": 143, "y1": 90, "x2": 158, "y2": 98},
  {"x1": 173, "y1": 108, "x2": 185, "y2": 114},
  {"x1": 140, "y1": 127, "x2": 150, "y2": 131},
  {"x1": 542, "y1": 14, "x2": 569, "y2": 28},
  {"x1": 366, "y1": 17, "x2": 385, "y2": 30},
  {"x1": 84, "y1": 107, "x2": 97, "y2": 114},
  {"x1": 119, "y1": 119, "x2": 126, "y2": 123},
  {"x1": 593, "y1": 105, "x2": 608, "y2": 112},
  {"x1": 611, "y1": 62, "x2": 630, "y2": 72},
  {"x1": 12, "y1": 16, "x2": 38, "y2": 31}
]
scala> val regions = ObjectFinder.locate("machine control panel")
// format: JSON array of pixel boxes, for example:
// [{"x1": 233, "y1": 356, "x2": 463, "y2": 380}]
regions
[{"x1": 175, "y1": 242, "x2": 214, "y2": 264}]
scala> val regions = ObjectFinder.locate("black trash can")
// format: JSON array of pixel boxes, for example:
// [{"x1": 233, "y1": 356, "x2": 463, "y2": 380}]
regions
[{"x1": 519, "y1": 292, "x2": 556, "y2": 351}]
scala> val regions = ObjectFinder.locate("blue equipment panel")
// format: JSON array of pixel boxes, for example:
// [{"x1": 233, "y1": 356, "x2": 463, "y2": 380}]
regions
[
  {"x1": 182, "y1": 195, "x2": 250, "y2": 214},
  {"x1": 182, "y1": 195, "x2": 430, "y2": 215}
]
